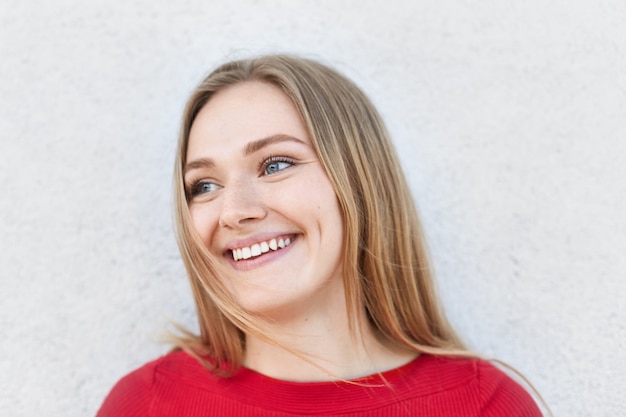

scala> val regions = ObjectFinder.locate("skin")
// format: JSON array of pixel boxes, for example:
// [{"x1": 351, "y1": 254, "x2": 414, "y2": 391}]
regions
[{"x1": 184, "y1": 81, "x2": 415, "y2": 381}]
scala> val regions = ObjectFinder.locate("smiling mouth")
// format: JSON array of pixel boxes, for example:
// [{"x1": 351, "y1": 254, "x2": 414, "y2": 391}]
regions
[{"x1": 230, "y1": 237, "x2": 294, "y2": 261}]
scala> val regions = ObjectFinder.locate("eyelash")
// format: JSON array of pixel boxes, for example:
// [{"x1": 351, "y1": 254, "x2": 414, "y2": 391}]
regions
[
  {"x1": 185, "y1": 178, "x2": 219, "y2": 200},
  {"x1": 258, "y1": 155, "x2": 296, "y2": 176},
  {"x1": 185, "y1": 155, "x2": 297, "y2": 200}
]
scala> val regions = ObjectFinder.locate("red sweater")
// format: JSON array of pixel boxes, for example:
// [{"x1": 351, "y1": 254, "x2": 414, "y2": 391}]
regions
[{"x1": 97, "y1": 351, "x2": 542, "y2": 416}]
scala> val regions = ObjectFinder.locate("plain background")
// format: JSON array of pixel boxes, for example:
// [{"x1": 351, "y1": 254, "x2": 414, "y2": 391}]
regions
[{"x1": 1, "y1": 1, "x2": 625, "y2": 416}]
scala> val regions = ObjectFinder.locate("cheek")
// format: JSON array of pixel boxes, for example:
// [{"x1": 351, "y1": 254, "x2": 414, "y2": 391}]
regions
[
  {"x1": 189, "y1": 204, "x2": 219, "y2": 247},
  {"x1": 308, "y1": 177, "x2": 345, "y2": 237},
  {"x1": 285, "y1": 173, "x2": 338, "y2": 215}
]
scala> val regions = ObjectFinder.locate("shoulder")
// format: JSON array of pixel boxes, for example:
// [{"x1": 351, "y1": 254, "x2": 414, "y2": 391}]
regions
[
  {"x1": 413, "y1": 355, "x2": 543, "y2": 417},
  {"x1": 95, "y1": 350, "x2": 203, "y2": 417},
  {"x1": 473, "y1": 359, "x2": 544, "y2": 416}
]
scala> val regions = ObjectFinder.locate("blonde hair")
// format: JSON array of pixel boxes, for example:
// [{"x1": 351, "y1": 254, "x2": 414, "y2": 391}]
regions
[{"x1": 172, "y1": 55, "x2": 467, "y2": 375}]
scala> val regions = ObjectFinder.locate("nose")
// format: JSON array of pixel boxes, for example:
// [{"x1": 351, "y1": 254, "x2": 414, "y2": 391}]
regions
[{"x1": 218, "y1": 179, "x2": 267, "y2": 228}]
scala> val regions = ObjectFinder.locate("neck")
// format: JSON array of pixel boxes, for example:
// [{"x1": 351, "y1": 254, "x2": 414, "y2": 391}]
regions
[{"x1": 243, "y1": 305, "x2": 416, "y2": 382}]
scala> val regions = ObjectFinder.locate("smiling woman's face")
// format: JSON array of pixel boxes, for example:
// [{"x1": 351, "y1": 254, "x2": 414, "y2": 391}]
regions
[{"x1": 184, "y1": 81, "x2": 345, "y2": 319}]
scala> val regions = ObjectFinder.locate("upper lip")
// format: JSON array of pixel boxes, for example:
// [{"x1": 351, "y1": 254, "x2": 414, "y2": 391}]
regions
[{"x1": 223, "y1": 233, "x2": 297, "y2": 254}]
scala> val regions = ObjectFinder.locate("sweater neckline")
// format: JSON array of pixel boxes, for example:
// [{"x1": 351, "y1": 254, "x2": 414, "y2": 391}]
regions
[{"x1": 212, "y1": 353, "x2": 434, "y2": 414}]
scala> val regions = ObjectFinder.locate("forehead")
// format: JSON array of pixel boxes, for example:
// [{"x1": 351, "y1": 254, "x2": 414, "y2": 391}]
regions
[{"x1": 187, "y1": 81, "x2": 310, "y2": 157}]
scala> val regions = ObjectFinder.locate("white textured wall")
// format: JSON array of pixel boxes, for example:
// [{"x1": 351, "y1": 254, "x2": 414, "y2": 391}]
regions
[{"x1": 1, "y1": 1, "x2": 624, "y2": 416}]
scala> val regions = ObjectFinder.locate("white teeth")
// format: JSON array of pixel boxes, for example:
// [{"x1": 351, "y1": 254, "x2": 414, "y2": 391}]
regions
[{"x1": 231, "y1": 237, "x2": 293, "y2": 261}]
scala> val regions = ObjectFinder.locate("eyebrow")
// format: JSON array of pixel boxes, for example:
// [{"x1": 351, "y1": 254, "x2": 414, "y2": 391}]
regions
[
  {"x1": 184, "y1": 134, "x2": 307, "y2": 175},
  {"x1": 244, "y1": 134, "x2": 307, "y2": 155}
]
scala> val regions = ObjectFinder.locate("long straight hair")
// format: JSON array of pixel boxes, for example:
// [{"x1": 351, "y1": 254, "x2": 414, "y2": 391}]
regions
[{"x1": 172, "y1": 55, "x2": 467, "y2": 375}]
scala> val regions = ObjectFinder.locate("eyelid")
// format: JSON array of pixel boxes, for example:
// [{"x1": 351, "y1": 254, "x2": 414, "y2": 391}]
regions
[
  {"x1": 259, "y1": 155, "x2": 296, "y2": 175},
  {"x1": 184, "y1": 177, "x2": 221, "y2": 200}
]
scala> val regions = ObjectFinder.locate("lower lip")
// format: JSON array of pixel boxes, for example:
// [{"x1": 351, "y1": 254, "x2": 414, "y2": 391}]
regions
[{"x1": 227, "y1": 237, "x2": 297, "y2": 271}]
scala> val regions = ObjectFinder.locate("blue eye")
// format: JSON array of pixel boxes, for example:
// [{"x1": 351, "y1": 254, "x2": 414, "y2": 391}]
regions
[
  {"x1": 189, "y1": 181, "x2": 221, "y2": 198},
  {"x1": 264, "y1": 161, "x2": 291, "y2": 175},
  {"x1": 262, "y1": 157, "x2": 294, "y2": 175}
]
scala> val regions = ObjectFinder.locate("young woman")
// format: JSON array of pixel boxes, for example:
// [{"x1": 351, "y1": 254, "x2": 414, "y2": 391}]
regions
[{"x1": 97, "y1": 55, "x2": 543, "y2": 416}]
